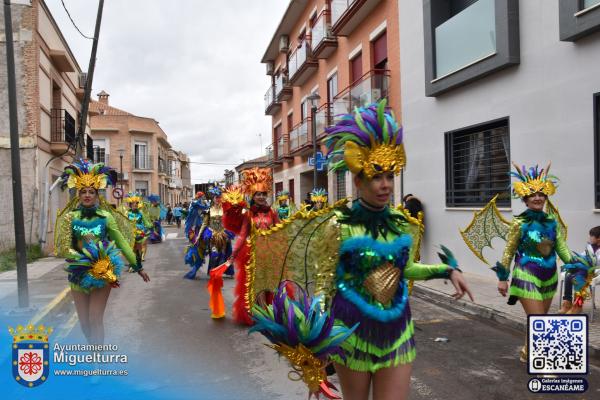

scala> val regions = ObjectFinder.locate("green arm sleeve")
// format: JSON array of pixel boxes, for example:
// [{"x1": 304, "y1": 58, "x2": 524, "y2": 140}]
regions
[
  {"x1": 555, "y1": 223, "x2": 572, "y2": 264},
  {"x1": 106, "y1": 213, "x2": 139, "y2": 267},
  {"x1": 142, "y1": 211, "x2": 152, "y2": 229},
  {"x1": 404, "y1": 261, "x2": 450, "y2": 280}
]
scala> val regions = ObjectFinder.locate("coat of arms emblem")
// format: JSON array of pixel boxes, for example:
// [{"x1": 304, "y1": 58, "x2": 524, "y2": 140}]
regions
[{"x1": 9, "y1": 324, "x2": 53, "y2": 388}]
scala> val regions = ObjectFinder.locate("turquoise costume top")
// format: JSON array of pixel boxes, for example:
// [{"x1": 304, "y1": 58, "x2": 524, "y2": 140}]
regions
[
  {"x1": 328, "y1": 201, "x2": 452, "y2": 371},
  {"x1": 498, "y1": 209, "x2": 571, "y2": 304},
  {"x1": 128, "y1": 209, "x2": 152, "y2": 243}
]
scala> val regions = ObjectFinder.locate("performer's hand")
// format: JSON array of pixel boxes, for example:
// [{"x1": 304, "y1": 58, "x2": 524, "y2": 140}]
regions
[
  {"x1": 497, "y1": 280, "x2": 508, "y2": 297},
  {"x1": 449, "y1": 270, "x2": 474, "y2": 302},
  {"x1": 138, "y1": 270, "x2": 150, "y2": 282}
]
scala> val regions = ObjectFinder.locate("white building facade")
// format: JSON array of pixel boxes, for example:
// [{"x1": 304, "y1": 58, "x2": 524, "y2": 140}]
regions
[{"x1": 399, "y1": 0, "x2": 600, "y2": 275}]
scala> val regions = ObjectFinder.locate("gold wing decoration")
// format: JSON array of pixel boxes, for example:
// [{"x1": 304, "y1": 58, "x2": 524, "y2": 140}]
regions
[
  {"x1": 247, "y1": 199, "x2": 349, "y2": 310},
  {"x1": 54, "y1": 197, "x2": 79, "y2": 258},
  {"x1": 545, "y1": 198, "x2": 568, "y2": 240},
  {"x1": 395, "y1": 204, "x2": 424, "y2": 295},
  {"x1": 100, "y1": 197, "x2": 136, "y2": 248},
  {"x1": 460, "y1": 194, "x2": 512, "y2": 265}
]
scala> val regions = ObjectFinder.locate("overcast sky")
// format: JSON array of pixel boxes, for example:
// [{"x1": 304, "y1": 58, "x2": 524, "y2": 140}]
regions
[{"x1": 45, "y1": 0, "x2": 288, "y2": 183}]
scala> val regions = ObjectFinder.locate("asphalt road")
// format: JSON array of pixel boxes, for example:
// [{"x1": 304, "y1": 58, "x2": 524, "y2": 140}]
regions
[{"x1": 58, "y1": 226, "x2": 600, "y2": 399}]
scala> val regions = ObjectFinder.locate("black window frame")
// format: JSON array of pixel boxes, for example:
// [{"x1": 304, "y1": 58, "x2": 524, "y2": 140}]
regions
[
  {"x1": 423, "y1": 0, "x2": 520, "y2": 97},
  {"x1": 594, "y1": 92, "x2": 600, "y2": 208},
  {"x1": 445, "y1": 117, "x2": 511, "y2": 207},
  {"x1": 559, "y1": 0, "x2": 600, "y2": 41}
]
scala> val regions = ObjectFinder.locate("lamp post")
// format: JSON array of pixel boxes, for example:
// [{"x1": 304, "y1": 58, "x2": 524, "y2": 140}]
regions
[
  {"x1": 308, "y1": 92, "x2": 321, "y2": 189},
  {"x1": 118, "y1": 147, "x2": 125, "y2": 203}
]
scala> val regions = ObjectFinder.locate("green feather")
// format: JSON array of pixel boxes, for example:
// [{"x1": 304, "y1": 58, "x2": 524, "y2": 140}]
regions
[{"x1": 377, "y1": 100, "x2": 389, "y2": 143}]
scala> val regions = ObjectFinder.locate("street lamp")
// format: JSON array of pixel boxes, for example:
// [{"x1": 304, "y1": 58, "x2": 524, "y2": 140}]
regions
[
  {"x1": 118, "y1": 147, "x2": 125, "y2": 203},
  {"x1": 308, "y1": 92, "x2": 321, "y2": 190}
]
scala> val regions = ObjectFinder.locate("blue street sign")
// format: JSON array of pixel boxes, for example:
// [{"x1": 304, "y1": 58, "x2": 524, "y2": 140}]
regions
[{"x1": 308, "y1": 151, "x2": 327, "y2": 171}]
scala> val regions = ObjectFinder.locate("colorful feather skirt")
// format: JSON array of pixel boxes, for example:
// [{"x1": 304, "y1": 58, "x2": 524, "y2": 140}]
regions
[
  {"x1": 66, "y1": 241, "x2": 124, "y2": 294},
  {"x1": 329, "y1": 293, "x2": 416, "y2": 372},
  {"x1": 508, "y1": 259, "x2": 557, "y2": 305}
]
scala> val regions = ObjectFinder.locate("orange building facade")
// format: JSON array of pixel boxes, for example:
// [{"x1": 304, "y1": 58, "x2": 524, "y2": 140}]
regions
[{"x1": 262, "y1": 0, "x2": 401, "y2": 206}]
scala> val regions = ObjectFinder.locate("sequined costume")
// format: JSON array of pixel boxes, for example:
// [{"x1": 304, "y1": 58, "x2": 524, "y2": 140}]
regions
[
  {"x1": 146, "y1": 194, "x2": 164, "y2": 243},
  {"x1": 500, "y1": 209, "x2": 571, "y2": 304},
  {"x1": 54, "y1": 160, "x2": 141, "y2": 293},
  {"x1": 128, "y1": 209, "x2": 152, "y2": 245},
  {"x1": 183, "y1": 193, "x2": 210, "y2": 279}
]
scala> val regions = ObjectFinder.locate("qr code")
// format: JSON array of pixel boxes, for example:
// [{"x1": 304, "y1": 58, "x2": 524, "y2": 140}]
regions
[{"x1": 528, "y1": 315, "x2": 587, "y2": 374}]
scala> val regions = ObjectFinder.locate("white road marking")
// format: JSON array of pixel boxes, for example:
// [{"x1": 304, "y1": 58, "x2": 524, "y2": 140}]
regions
[{"x1": 166, "y1": 233, "x2": 179, "y2": 239}]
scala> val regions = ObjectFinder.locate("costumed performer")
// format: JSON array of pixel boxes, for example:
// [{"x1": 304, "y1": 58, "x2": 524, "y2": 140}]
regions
[
  {"x1": 124, "y1": 192, "x2": 152, "y2": 265},
  {"x1": 275, "y1": 190, "x2": 294, "y2": 221},
  {"x1": 183, "y1": 191, "x2": 210, "y2": 279},
  {"x1": 54, "y1": 159, "x2": 150, "y2": 345},
  {"x1": 249, "y1": 100, "x2": 473, "y2": 400},
  {"x1": 146, "y1": 194, "x2": 164, "y2": 243},
  {"x1": 310, "y1": 188, "x2": 328, "y2": 211}
]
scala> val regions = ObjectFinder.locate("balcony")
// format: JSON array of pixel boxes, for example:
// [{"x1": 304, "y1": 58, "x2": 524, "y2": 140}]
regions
[
  {"x1": 275, "y1": 73, "x2": 292, "y2": 102},
  {"x1": 264, "y1": 85, "x2": 281, "y2": 115},
  {"x1": 132, "y1": 154, "x2": 154, "y2": 171},
  {"x1": 288, "y1": 119, "x2": 311, "y2": 154},
  {"x1": 331, "y1": 0, "x2": 382, "y2": 36},
  {"x1": 288, "y1": 39, "x2": 318, "y2": 86},
  {"x1": 158, "y1": 158, "x2": 168, "y2": 176},
  {"x1": 332, "y1": 69, "x2": 389, "y2": 121},
  {"x1": 311, "y1": 11, "x2": 337, "y2": 59},
  {"x1": 50, "y1": 109, "x2": 76, "y2": 156},
  {"x1": 314, "y1": 103, "x2": 333, "y2": 140}
]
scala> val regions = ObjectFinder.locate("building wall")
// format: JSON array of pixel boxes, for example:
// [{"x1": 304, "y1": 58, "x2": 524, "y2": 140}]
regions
[
  {"x1": 399, "y1": 0, "x2": 600, "y2": 275},
  {"x1": 267, "y1": 0, "x2": 400, "y2": 206}
]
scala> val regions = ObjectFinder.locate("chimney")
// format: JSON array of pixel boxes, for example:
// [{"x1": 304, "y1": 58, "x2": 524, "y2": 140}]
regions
[{"x1": 97, "y1": 90, "x2": 110, "y2": 105}]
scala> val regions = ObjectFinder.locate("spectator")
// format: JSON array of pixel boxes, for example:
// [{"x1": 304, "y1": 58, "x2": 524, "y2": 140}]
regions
[
  {"x1": 166, "y1": 204, "x2": 173, "y2": 225},
  {"x1": 173, "y1": 203, "x2": 183, "y2": 228}
]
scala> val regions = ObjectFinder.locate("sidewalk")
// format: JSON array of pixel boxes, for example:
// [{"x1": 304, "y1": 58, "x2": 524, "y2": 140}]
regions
[{"x1": 413, "y1": 271, "x2": 600, "y2": 358}]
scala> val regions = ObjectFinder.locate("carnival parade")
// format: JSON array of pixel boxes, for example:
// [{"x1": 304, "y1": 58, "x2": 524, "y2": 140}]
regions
[{"x1": 2, "y1": 1, "x2": 600, "y2": 399}]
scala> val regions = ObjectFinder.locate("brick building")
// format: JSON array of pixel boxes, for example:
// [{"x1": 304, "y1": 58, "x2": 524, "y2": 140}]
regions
[
  {"x1": 89, "y1": 91, "x2": 190, "y2": 206},
  {"x1": 262, "y1": 0, "x2": 401, "y2": 206},
  {"x1": 0, "y1": 0, "x2": 92, "y2": 252}
]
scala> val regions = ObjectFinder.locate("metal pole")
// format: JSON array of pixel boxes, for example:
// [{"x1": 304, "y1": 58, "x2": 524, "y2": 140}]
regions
[
  {"x1": 4, "y1": 0, "x2": 29, "y2": 307},
  {"x1": 75, "y1": 0, "x2": 104, "y2": 158},
  {"x1": 311, "y1": 105, "x2": 317, "y2": 189},
  {"x1": 119, "y1": 154, "x2": 123, "y2": 204}
]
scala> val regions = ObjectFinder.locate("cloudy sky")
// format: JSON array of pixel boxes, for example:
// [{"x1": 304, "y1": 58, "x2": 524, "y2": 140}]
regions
[{"x1": 45, "y1": 0, "x2": 288, "y2": 183}]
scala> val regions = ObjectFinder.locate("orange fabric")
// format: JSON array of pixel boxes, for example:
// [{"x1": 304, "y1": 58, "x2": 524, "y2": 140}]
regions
[{"x1": 207, "y1": 262, "x2": 229, "y2": 319}]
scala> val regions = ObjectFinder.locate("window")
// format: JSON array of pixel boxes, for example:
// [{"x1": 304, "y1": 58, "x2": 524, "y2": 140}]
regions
[
  {"x1": 559, "y1": 0, "x2": 600, "y2": 41},
  {"x1": 134, "y1": 141, "x2": 148, "y2": 169},
  {"x1": 423, "y1": 0, "x2": 520, "y2": 96},
  {"x1": 275, "y1": 181, "x2": 284, "y2": 195},
  {"x1": 327, "y1": 73, "x2": 338, "y2": 104},
  {"x1": 336, "y1": 170, "x2": 346, "y2": 201},
  {"x1": 301, "y1": 100, "x2": 308, "y2": 121},
  {"x1": 445, "y1": 118, "x2": 511, "y2": 207},
  {"x1": 274, "y1": 124, "x2": 283, "y2": 159},
  {"x1": 372, "y1": 31, "x2": 388, "y2": 70},
  {"x1": 288, "y1": 178, "x2": 295, "y2": 203},
  {"x1": 595, "y1": 93, "x2": 600, "y2": 208},
  {"x1": 135, "y1": 180, "x2": 148, "y2": 196},
  {"x1": 350, "y1": 53, "x2": 363, "y2": 84},
  {"x1": 93, "y1": 138, "x2": 107, "y2": 164}
]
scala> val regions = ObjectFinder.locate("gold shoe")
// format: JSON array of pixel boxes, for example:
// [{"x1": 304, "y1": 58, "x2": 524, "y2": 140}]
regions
[{"x1": 519, "y1": 345, "x2": 528, "y2": 363}]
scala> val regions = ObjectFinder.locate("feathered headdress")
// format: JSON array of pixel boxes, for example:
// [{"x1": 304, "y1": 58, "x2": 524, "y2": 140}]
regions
[
  {"x1": 147, "y1": 194, "x2": 160, "y2": 204},
  {"x1": 250, "y1": 282, "x2": 357, "y2": 399},
  {"x1": 326, "y1": 99, "x2": 405, "y2": 179},
  {"x1": 124, "y1": 192, "x2": 144, "y2": 206},
  {"x1": 195, "y1": 191, "x2": 205, "y2": 199},
  {"x1": 310, "y1": 188, "x2": 328, "y2": 203},
  {"x1": 241, "y1": 167, "x2": 273, "y2": 195},
  {"x1": 276, "y1": 190, "x2": 290, "y2": 202},
  {"x1": 208, "y1": 185, "x2": 222, "y2": 198},
  {"x1": 510, "y1": 162, "x2": 558, "y2": 198},
  {"x1": 60, "y1": 159, "x2": 117, "y2": 190}
]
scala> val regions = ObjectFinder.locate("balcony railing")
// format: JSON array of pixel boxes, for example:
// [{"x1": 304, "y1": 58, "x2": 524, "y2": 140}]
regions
[
  {"x1": 158, "y1": 158, "x2": 168, "y2": 175},
  {"x1": 133, "y1": 154, "x2": 153, "y2": 170},
  {"x1": 264, "y1": 85, "x2": 276, "y2": 111},
  {"x1": 312, "y1": 11, "x2": 329, "y2": 49},
  {"x1": 332, "y1": 69, "x2": 389, "y2": 121},
  {"x1": 50, "y1": 108, "x2": 76, "y2": 143},
  {"x1": 274, "y1": 72, "x2": 292, "y2": 101},
  {"x1": 289, "y1": 119, "x2": 310, "y2": 152},
  {"x1": 314, "y1": 103, "x2": 332, "y2": 138},
  {"x1": 276, "y1": 137, "x2": 285, "y2": 159},
  {"x1": 266, "y1": 145, "x2": 274, "y2": 161},
  {"x1": 288, "y1": 39, "x2": 310, "y2": 80},
  {"x1": 331, "y1": 0, "x2": 357, "y2": 26}
]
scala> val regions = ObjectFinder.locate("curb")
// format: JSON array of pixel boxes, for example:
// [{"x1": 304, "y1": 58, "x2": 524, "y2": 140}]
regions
[
  {"x1": 27, "y1": 287, "x2": 72, "y2": 327},
  {"x1": 412, "y1": 284, "x2": 600, "y2": 362}
]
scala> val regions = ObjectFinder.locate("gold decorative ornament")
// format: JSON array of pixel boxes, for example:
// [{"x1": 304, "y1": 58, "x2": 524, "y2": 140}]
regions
[
  {"x1": 345, "y1": 141, "x2": 406, "y2": 180},
  {"x1": 363, "y1": 262, "x2": 401, "y2": 304}
]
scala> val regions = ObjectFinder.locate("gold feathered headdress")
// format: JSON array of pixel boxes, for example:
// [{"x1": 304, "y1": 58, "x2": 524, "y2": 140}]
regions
[
  {"x1": 510, "y1": 162, "x2": 558, "y2": 198},
  {"x1": 61, "y1": 159, "x2": 117, "y2": 190},
  {"x1": 326, "y1": 99, "x2": 405, "y2": 179}
]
